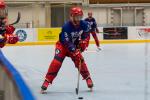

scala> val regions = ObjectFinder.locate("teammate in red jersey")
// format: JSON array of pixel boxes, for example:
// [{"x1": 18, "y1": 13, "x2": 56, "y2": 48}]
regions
[
  {"x1": 0, "y1": 1, "x2": 18, "y2": 48},
  {"x1": 41, "y1": 7, "x2": 94, "y2": 92},
  {"x1": 85, "y1": 11, "x2": 101, "y2": 51}
]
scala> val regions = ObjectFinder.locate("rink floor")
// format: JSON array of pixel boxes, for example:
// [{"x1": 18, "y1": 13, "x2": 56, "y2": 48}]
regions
[{"x1": 1, "y1": 43, "x2": 150, "y2": 100}]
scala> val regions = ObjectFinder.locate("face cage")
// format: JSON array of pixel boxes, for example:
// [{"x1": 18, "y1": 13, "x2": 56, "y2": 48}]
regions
[
  {"x1": 72, "y1": 15, "x2": 83, "y2": 22},
  {"x1": 0, "y1": 8, "x2": 8, "y2": 19}
]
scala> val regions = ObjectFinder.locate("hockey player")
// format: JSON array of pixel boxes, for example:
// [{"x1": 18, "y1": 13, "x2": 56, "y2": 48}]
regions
[
  {"x1": 0, "y1": 1, "x2": 18, "y2": 48},
  {"x1": 84, "y1": 11, "x2": 101, "y2": 50},
  {"x1": 41, "y1": 7, "x2": 93, "y2": 92}
]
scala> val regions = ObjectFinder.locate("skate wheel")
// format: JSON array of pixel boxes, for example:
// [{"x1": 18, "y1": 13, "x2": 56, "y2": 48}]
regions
[
  {"x1": 89, "y1": 88, "x2": 93, "y2": 92},
  {"x1": 40, "y1": 90, "x2": 47, "y2": 94}
]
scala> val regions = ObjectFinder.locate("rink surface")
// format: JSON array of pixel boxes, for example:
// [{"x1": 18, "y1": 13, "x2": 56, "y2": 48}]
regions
[{"x1": 1, "y1": 43, "x2": 150, "y2": 100}]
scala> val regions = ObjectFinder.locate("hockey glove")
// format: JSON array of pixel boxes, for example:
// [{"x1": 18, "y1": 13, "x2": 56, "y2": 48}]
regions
[
  {"x1": 5, "y1": 34, "x2": 19, "y2": 44},
  {"x1": 71, "y1": 49, "x2": 83, "y2": 66},
  {"x1": 79, "y1": 39, "x2": 88, "y2": 52},
  {"x1": 5, "y1": 25, "x2": 15, "y2": 34}
]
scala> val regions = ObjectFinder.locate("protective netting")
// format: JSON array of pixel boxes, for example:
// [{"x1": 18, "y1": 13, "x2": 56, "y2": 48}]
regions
[
  {"x1": 138, "y1": 28, "x2": 150, "y2": 39},
  {"x1": 137, "y1": 28, "x2": 150, "y2": 100}
]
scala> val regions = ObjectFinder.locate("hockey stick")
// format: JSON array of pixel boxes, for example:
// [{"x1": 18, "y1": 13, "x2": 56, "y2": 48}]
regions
[
  {"x1": 10, "y1": 12, "x2": 21, "y2": 25},
  {"x1": 75, "y1": 59, "x2": 82, "y2": 95}
]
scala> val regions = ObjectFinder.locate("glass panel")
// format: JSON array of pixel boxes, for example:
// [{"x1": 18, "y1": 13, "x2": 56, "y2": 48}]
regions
[
  {"x1": 136, "y1": 9, "x2": 144, "y2": 26},
  {"x1": 122, "y1": 8, "x2": 134, "y2": 26},
  {"x1": 113, "y1": 9, "x2": 121, "y2": 26}
]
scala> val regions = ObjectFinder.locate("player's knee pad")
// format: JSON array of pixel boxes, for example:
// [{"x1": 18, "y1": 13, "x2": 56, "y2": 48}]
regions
[
  {"x1": 74, "y1": 58, "x2": 90, "y2": 79},
  {"x1": 80, "y1": 61, "x2": 90, "y2": 80},
  {"x1": 73, "y1": 57, "x2": 83, "y2": 68},
  {"x1": 46, "y1": 56, "x2": 64, "y2": 83}
]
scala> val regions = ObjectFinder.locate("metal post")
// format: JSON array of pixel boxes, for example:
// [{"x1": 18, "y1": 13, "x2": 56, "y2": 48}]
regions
[
  {"x1": 45, "y1": 2, "x2": 51, "y2": 27},
  {"x1": 134, "y1": 8, "x2": 137, "y2": 26},
  {"x1": 120, "y1": 8, "x2": 123, "y2": 26}
]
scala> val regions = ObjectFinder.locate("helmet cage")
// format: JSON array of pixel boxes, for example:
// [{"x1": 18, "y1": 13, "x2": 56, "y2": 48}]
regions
[{"x1": 72, "y1": 15, "x2": 83, "y2": 21}]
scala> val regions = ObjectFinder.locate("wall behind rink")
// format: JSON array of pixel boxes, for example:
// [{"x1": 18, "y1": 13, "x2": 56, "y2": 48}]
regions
[
  {"x1": 8, "y1": 4, "x2": 46, "y2": 28},
  {"x1": 7, "y1": 3, "x2": 150, "y2": 27},
  {"x1": 12, "y1": 27, "x2": 150, "y2": 45}
]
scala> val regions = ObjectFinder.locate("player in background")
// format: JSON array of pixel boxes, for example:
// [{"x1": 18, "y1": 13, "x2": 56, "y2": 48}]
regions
[
  {"x1": 41, "y1": 7, "x2": 94, "y2": 93},
  {"x1": 84, "y1": 11, "x2": 101, "y2": 51},
  {"x1": 0, "y1": 1, "x2": 18, "y2": 48}
]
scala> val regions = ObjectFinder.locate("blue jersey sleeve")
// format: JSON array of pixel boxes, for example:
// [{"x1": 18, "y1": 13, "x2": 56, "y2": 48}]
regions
[
  {"x1": 60, "y1": 25, "x2": 76, "y2": 52},
  {"x1": 81, "y1": 20, "x2": 90, "y2": 40},
  {"x1": 93, "y1": 18, "x2": 97, "y2": 28}
]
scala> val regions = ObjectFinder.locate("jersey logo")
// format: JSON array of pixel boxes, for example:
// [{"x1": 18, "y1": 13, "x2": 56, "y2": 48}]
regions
[
  {"x1": 55, "y1": 49, "x2": 60, "y2": 55},
  {"x1": 64, "y1": 32, "x2": 69, "y2": 41},
  {"x1": 89, "y1": 22, "x2": 94, "y2": 26},
  {"x1": 71, "y1": 30, "x2": 83, "y2": 42}
]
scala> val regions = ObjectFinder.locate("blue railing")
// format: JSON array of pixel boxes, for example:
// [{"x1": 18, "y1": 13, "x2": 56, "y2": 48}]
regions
[{"x1": 0, "y1": 50, "x2": 36, "y2": 100}]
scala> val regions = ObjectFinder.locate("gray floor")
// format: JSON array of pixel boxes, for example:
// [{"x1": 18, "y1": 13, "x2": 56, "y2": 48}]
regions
[{"x1": 2, "y1": 43, "x2": 150, "y2": 100}]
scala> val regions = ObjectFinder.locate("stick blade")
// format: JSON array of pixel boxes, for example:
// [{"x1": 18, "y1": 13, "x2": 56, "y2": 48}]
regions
[{"x1": 40, "y1": 89, "x2": 47, "y2": 94}]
